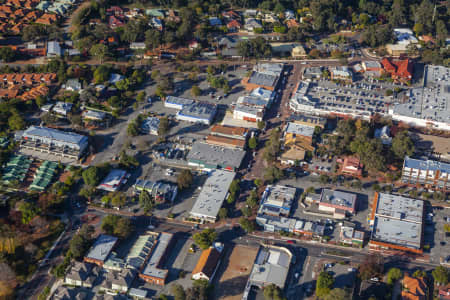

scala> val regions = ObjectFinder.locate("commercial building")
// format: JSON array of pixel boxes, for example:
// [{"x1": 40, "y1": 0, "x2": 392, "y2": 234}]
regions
[
  {"x1": 233, "y1": 103, "x2": 264, "y2": 122},
  {"x1": 288, "y1": 114, "x2": 327, "y2": 128},
  {"x1": 176, "y1": 102, "x2": 217, "y2": 125},
  {"x1": 192, "y1": 246, "x2": 222, "y2": 281},
  {"x1": 369, "y1": 192, "x2": 424, "y2": 254},
  {"x1": 19, "y1": 126, "x2": 89, "y2": 160},
  {"x1": 207, "y1": 125, "x2": 249, "y2": 149},
  {"x1": 189, "y1": 170, "x2": 236, "y2": 223},
  {"x1": 340, "y1": 223, "x2": 365, "y2": 247},
  {"x1": 401, "y1": 156, "x2": 450, "y2": 190},
  {"x1": 381, "y1": 58, "x2": 413, "y2": 83},
  {"x1": 331, "y1": 66, "x2": 353, "y2": 82},
  {"x1": 280, "y1": 121, "x2": 315, "y2": 165},
  {"x1": 339, "y1": 156, "x2": 364, "y2": 177},
  {"x1": 258, "y1": 185, "x2": 296, "y2": 217},
  {"x1": 303, "y1": 67, "x2": 323, "y2": 79},
  {"x1": 319, "y1": 189, "x2": 357, "y2": 215},
  {"x1": 164, "y1": 96, "x2": 194, "y2": 110},
  {"x1": 84, "y1": 235, "x2": 118, "y2": 266},
  {"x1": 256, "y1": 214, "x2": 324, "y2": 237},
  {"x1": 205, "y1": 135, "x2": 246, "y2": 149},
  {"x1": 133, "y1": 179, "x2": 178, "y2": 203},
  {"x1": 250, "y1": 87, "x2": 276, "y2": 106},
  {"x1": 284, "y1": 122, "x2": 314, "y2": 142},
  {"x1": 244, "y1": 245, "x2": 292, "y2": 298},
  {"x1": 125, "y1": 234, "x2": 156, "y2": 270},
  {"x1": 187, "y1": 142, "x2": 246, "y2": 171},
  {"x1": 139, "y1": 232, "x2": 173, "y2": 285},
  {"x1": 362, "y1": 61, "x2": 383, "y2": 77},
  {"x1": 97, "y1": 169, "x2": 128, "y2": 192},
  {"x1": 241, "y1": 63, "x2": 283, "y2": 91},
  {"x1": 189, "y1": 169, "x2": 235, "y2": 223},
  {"x1": 389, "y1": 65, "x2": 450, "y2": 131}
]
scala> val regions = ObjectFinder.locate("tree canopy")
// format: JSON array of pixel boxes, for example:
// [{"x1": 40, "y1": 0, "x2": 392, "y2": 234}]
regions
[{"x1": 193, "y1": 229, "x2": 217, "y2": 250}]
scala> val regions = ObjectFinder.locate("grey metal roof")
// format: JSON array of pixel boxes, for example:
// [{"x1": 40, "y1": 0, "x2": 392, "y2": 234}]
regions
[
  {"x1": 234, "y1": 103, "x2": 264, "y2": 116},
  {"x1": 187, "y1": 142, "x2": 246, "y2": 169},
  {"x1": 248, "y1": 71, "x2": 278, "y2": 87},
  {"x1": 320, "y1": 189, "x2": 357, "y2": 210},
  {"x1": 177, "y1": 102, "x2": 217, "y2": 120},
  {"x1": 371, "y1": 193, "x2": 423, "y2": 249},
  {"x1": 285, "y1": 122, "x2": 315, "y2": 138},
  {"x1": 22, "y1": 126, "x2": 88, "y2": 147},
  {"x1": 141, "y1": 232, "x2": 172, "y2": 279},
  {"x1": 165, "y1": 96, "x2": 194, "y2": 108},
  {"x1": 249, "y1": 246, "x2": 292, "y2": 288},
  {"x1": 190, "y1": 169, "x2": 235, "y2": 220},
  {"x1": 85, "y1": 235, "x2": 118, "y2": 262},
  {"x1": 128, "y1": 288, "x2": 147, "y2": 298},
  {"x1": 404, "y1": 156, "x2": 450, "y2": 174}
]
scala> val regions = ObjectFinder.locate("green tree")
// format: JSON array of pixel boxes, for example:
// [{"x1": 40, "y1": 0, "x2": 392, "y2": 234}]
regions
[
  {"x1": 316, "y1": 271, "x2": 334, "y2": 298},
  {"x1": 82, "y1": 166, "x2": 101, "y2": 186},
  {"x1": 218, "y1": 207, "x2": 228, "y2": 220},
  {"x1": 193, "y1": 229, "x2": 217, "y2": 249},
  {"x1": 387, "y1": 268, "x2": 403, "y2": 285},
  {"x1": 0, "y1": 47, "x2": 16, "y2": 62},
  {"x1": 324, "y1": 288, "x2": 351, "y2": 300},
  {"x1": 8, "y1": 113, "x2": 25, "y2": 131},
  {"x1": 391, "y1": 131, "x2": 414, "y2": 159},
  {"x1": 239, "y1": 217, "x2": 256, "y2": 233},
  {"x1": 101, "y1": 215, "x2": 133, "y2": 239},
  {"x1": 158, "y1": 117, "x2": 170, "y2": 138},
  {"x1": 432, "y1": 266, "x2": 449, "y2": 285},
  {"x1": 229, "y1": 179, "x2": 240, "y2": 196},
  {"x1": 246, "y1": 190, "x2": 259, "y2": 208},
  {"x1": 359, "y1": 255, "x2": 383, "y2": 280},
  {"x1": 263, "y1": 284, "x2": 286, "y2": 300},
  {"x1": 257, "y1": 120, "x2": 266, "y2": 130},
  {"x1": 241, "y1": 206, "x2": 252, "y2": 217},
  {"x1": 139, "y1": 190, "x2": 155, "y2": 214},
  {"x1": 248, "y1": 136, "x2": 258, "y2": 150},
  {"x1": 191, "y1": 85, "x2": 201, "y2": 97},
  {"x1": 111, "y1": 192, "x2": 126, "y2": 208},
  {"x1": 171, "y1": 284, "x2": 186, "y2": 300},
  {"x1": 264, "y1": 166, "x2": 283, "y2": 183},
  {"x1": 412, "y1": 269, "x2": 427, "y2": 278},
  {"x1": 136, "y1": 91, "x2": 146, "y2": 103},
  {"x1": 18, "y1": 202, "x2": 40, "y2": 224},
  {"x1": 93, "y1": 65, "x2": 110, "y2": 84},
  {"x1": 177, "y1": 169, "x2": 193, "y2": 190},
  {"x1": 89, "y1": 44, "x2": 108, "y2": 63}
]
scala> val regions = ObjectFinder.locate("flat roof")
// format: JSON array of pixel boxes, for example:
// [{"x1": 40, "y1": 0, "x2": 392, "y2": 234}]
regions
[
  {"x1": 22, "y1": 126, "x2": 88, "y2": 147},
  {"x1": 177, "y1": 102, "x2": 217, "y2": 120},
  {"x1": 249, "y1": 246, "x2": 291, "y2": 288},
  {"x1": 404, "y1": 156, "x2": 450, "y2": 174},
  {"x1": 234, "y1": 103, "x2": 264, "y2": 116},
  {"x1": 190, "y1": 169, "x2": 235, "y2": 219},
  {"x1": 141, "y1": 232, "x2": 172, "y2": 279},
  {"x1": 187, "y1": 142, "x2": 246, "y2": 170},
  {"x1": 259, "y1": 185, "x2": 296, "y2": 215},
  {"x1": 85, "y1": 235, "x2": 118, "y2": 262},
  {"x1": 371, "y1": 193, "x2": 423, "y2": 250},
  {"x1": 285, "y1": 122, "x2": 315, "y2": 138},
  {"x1": 237, "y1": 95, "x2": 269, "y2": 107},
  {"x1": 165, "y1": 96, "x2": 194, "y2": 107},
  {"x1": 391, "y1": 65, "x2": 450, "y2": 124},
  {"x1": 320, "y1": 189, "x2": 357, "y2": 210}
]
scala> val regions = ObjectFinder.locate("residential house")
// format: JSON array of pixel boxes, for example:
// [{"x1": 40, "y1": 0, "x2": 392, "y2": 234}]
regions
[
  {"x1": 151, "y1": 17, "x2": 163, "y2": 30},
  {"x1": 64, "y1": 262, "x2": 96, "y2": 287},
  {"x1": 244, "y1": 18, "x2": 262, "y2": 32},
  {"x1": 130, "y1": 42, "x2": 146, "y2": 50},
  {"x1": 438, "y1": 285, "x2": 450, "y2": 300},
  {"x1": 291, "y1": 45, "x2": 307, "y2": 58},
  {"x1": 100, "y1": 269, "x2": 136, "y2": 293},
  {"x1": 222, "y1": 10, "x2": 240, "y2": 20},
  {"x1": 109, "y1": 15, "x2": 125, "y2": 28},
  {"x1": 106, "y1": 6, "x2": 124, "y2": 17},
  {"x1": 339, "y1": 156, "x2": 363, "y2": 177},
  {"x1": 192, "y1": 247, "x2": 222, "y2": 281},
  {"x1": 209, "y1": 17, "x2": 222, "y2": 26},
  {"x1": 285, "y1": 19, "x2": 299, "y2": 28},
  {"x1": 64, "y1": 78, "x2": 82, "y2": 92},
  {"x1": 284, "y1": 10, "x2": 295, "y2": 19},
  {"x1": 226, "y1": 19, "x2": 241, "y2": 32},
  {"x1": 401, "y1": 274, "x2": 428, "y2": 300},
  {"x1": 52, "y1": 101, "x2": 73, "y2": 116},
  {"x1": 47, "y1": 41, "x2": 61, "y2": 57},
  {"x1": 188, "y1": 40, "x2": 200, "y2": 50}
]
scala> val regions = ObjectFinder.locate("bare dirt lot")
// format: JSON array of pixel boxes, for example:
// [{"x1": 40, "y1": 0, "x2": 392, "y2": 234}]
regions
[{"x1": 214, "y1": 244, "x2": 258, "y2": 300}]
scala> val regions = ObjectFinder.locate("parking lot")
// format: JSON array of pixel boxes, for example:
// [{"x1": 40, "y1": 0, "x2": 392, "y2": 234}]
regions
[{"x1": 425, "y1": 205, "x2": 450, "y2": 265}]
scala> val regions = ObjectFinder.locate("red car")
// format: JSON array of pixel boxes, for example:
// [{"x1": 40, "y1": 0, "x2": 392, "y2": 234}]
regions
[{"x1": 286, "y1": 240, "x2": 295, "y2": 244}]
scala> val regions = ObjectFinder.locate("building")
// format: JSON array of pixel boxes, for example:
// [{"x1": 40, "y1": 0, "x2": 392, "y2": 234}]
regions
[
  {"x1": 164, "y1": 95, "x2": 194, "y2": 110},
  {"x1": 244, "y1": 18, "x2": 262, "y2": 32},
  {"x1": 47, "y1": 41, "x2": 61, "y2": 57},
  {"x1": 84, "y1": 235, "x2": 118, "y2": 266},
  {"x1": 401, "y1": 274, "x2": 428, "y2": 300},
  {"x1": 187, "y1": 142, "x2": 246, "y2": 171},
  {"x1": 393, "y1": 28, "x2": 418, "y2": 45},
  {"x1": 401, "y1": 156, "x2": 450, "y2": 190},
  {"x1": 52, "y1": 101, "x2": 73, "y2": 116},
  {"x1": 340, "y1": 223, "x2": 364, "y2": 247},
  {"x1": 19, "y1": 126, "x2": 89, "y2": 160},
  {"x1": 386, "y1": 43, "x2": 409, "y2": 56},
  {"x1": 189, "y1": 169, "x2": 235, "y2": 223},
  {"x1": 438, "y1": 285, "x2": 450, "y2": 300},
  {"x1": 284, "y1": 122, "x2": 314, "y2": 142},
  {"x1": 210, "y1": 125, "x2": 249, "y2": 140},
  {"x1": 83, "y1": 110, "x2": 106, "y2": 122},
  {"x1": 281, "y1": 121, "x2": 315, "y2": 165},
  {"x1": 125, "y1": 234, "x2": 157, "y2": 270},
  {"x1": 133, "y1": 179, "x2": 178, "y2": 203},
  {"x1": 250, "y1": 87, "x2": 276, "y2": 106},
  {"x1": 368, "y1": 192, "x2": 424, "y2": 254},
  {"x1": 244, "y1": 245, "x2": 292, "y2": 295},
  {"x1": 139, "y1": 232, "x2": 173, "y2": 285},
  {"x1": 303, "y1": 66, "x2": 323, "y2": 79},
  {"x1": 64, "y1": 79, "x2": 82, "y2": 92},
  {"x1": 97, "y1": 169, "x2": 128, "y2": 192},
  {"x1": 258, "y1": 185, "x2": 296, "y2": 217},
  {"x1": 256, "y1": 214, "x2": 297, "y2": 233},
  {"x1": 389, "y1": 65, "x2": 450, "y2": 131},
  {"x1": 233, "y1": 103, "x2": 264, "y2": 122},
  {"x1": 362, "y1": 61, "x2": 384, "y2": 77},
  {"x1": 64, "y1": 262, "x2": 95, "y2": 287},
  {"x1": 176, "y1": 102, "x2": 217, "y2": 125},
  {"x1": 99, "y1": 269, "x2": 136, "y2": 294},
  {"x1": 293, "y1": 219, "x2": 325, "y2": 237},
  {"x1": 205, "y1": 135, "x2": 246, "y2": 149},
  {"x1": 381, "y1": 58, "x2": 413, "y2": 83},
  {"x1": 192, "y1": 247, "x2": 222, "y2": 281},
  {"x1": 339, "y1": 156, "x2": 364, "y2": 177},
  {"x1": 319, "y1": 189, "x2": 357, "y2": 215},
  {"x1": 241, "y1": 63, "x2": 283, "y2": 91},
  {"x1": 288, "y1": 114, "x2": 327, "y2": 128},
  {"x1": 141, "y1": 116, "x2": 160, "y2": 135},
  {"x1": 331, "y1": 66, "x2": 353, "y2": 82}
]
